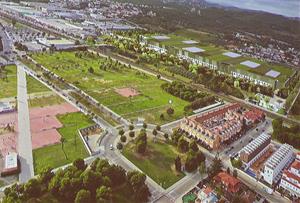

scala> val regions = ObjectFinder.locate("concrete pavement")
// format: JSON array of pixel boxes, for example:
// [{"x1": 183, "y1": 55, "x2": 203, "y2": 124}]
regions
[{"x1": 16, "y1": 62, "x2": 34, "y2": 183}]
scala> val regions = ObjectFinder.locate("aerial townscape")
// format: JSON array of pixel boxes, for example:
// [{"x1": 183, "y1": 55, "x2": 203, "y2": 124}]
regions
[{"x1": 0, "y1": 0, "x2": 299, "y2": 202}]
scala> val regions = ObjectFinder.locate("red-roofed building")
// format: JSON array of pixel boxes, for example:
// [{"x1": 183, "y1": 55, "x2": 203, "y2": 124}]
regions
[
  {"x1": 280, "y1": 157, "x2": 300, "y2": 197},
  {"x1": 244, "y1": 108, "x2": 265, "y2": 125},
  {"x1": 180, "y1": 103, "x2": 244, "y2": 150},
  {"x1": 213, "y1": 172, "x2": 241, "y2": 193}
]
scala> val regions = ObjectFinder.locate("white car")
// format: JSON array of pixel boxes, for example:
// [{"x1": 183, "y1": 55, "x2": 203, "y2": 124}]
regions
[{"x1": 109, "y1": 144, "x2": 113, "y2": 150}]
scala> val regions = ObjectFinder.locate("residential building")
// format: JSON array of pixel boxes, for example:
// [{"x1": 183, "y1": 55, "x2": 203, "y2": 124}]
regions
[
  {"x1": 213, "y1": 172, "x2": 241, "y2": 193},
  {"x1": 279, "y1": 153, "x2": 300, "y2": 197},
  {"x1": 180, "y1": 103, "x2": 244, "y2": 150},
  {"x1": 244, "y1": 108, "x2": 265, "y2": 125},
  {"x1": 197, "y1": 186, "x2": 218, "y2": 203},
  {"x1": 261, "y1": 144, "x2": 295, "y2": 186},
  {"x1": 239, "y1": 133, "x2": 271, "y2": 168}
]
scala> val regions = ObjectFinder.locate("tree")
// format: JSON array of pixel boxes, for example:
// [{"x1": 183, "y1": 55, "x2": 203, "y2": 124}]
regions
[
  {"x1": 231, "y1": 158, "x2": 242, "y2": 169},
  {"x1": 127, "y1": 171, "x2": 150, "y2": 202},
  {"x1": 185, "y1": 151, "x2": 198, "y2": 172},
  {"x1": 60, "y1": 137, "x2": 68, "y2": 160},
  {"x1": 96, "y1": 186, "x2": 112, "y2": 202},
  {"x1": 166, "y1": 107, "x2": 174, "y2": 116},
  {"x1": 75, "y1": 190, "x2": 91, "y2": 203},
  {"x1": 82, "y1": 170, "x2": 102, "y2": 193},
  {"x1": 174, "y1": 156, "x2": 181, "y2": 171},
  {"x1": 39, "y1": 167, "x2": 54, "y2": 186},
  {"x1": 163, "y1": 133, "x2": 169, "y2": 140},
  {"x1": 119, "y1": 129, "x2": 125, "y2": 136},
  {"x1": 143, "y1": 123, "x2": 147, "y2": 129},
  {"x1": 178, "y1": 137, "x2": 189, "y2": 153},
  {"x1": 24, "y1": 179, "x2": 41, "y2": 199},
  {"x1": 189, "y1": 140, "x2": 199, "y2": 152},
  {"x1": 171, "y1": 130, "x2": 183, "y2": 144},
  {"x1": 120, "y1": 135, "x2": 127, "y2": 143},
  {"x1": 88, "y1": 67, "x2": 94, "y2": 74},
  {"x1": 233, "y1": 169, "x2": 238, "y2": 178},
  {"x1": 129, "y1": 125, "x2": 134, "y2": 131},
  {"x1": 75, "y1": 40, "x2": 80, "y2": 45},
  {"x1": 117, "y1": 142, "x2": 123, "y2": 150},
  {"x1": 156, "y1": 125, "x2": 161, "y2": 131},
  {"x1": 73, "y1": 158, "x2": 86, "y2": 171},
  {"x1": 160, "y1": 113, "x2": 165, "y2": 120},
  {"x1": 152, "y1": 129, "x2": 158, "y2": 136},
  {"x1": 129, "y1": 131, "x2": 135, "y2": 138},
  {"x1": 136, "y1": 140, "x2": 147, "y2": 154},
  {"x1": 199, "y1": 162, "x2": 206, "y2": 175},
  {"x1": 227, "y1": 167, "x2": 230, "y2": 174}
]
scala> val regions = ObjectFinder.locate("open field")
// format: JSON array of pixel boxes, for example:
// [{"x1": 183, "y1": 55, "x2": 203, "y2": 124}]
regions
[
  {"x1": 28, "y1": 95, "x2": 65, "y2": 108},
  {"x1": 0, "y1": 65, "x2": 17, "y2": 99},
  {"x1": 26, "y1": 74, "x2": 50, "y2": 94},
  {"x1": 33, "y1": 112, "x2": 93, "y2": 174},
  {"x1": 123, "y1": 139, "x2": 185, "y2": 189},
  {"x1": 31, "y1": 51, "x2": 189, "y2": 124}
]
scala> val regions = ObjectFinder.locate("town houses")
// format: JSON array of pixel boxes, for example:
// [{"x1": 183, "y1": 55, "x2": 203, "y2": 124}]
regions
[{"x1": 180, "y1": 103, "x2": 244, "y2": 150}]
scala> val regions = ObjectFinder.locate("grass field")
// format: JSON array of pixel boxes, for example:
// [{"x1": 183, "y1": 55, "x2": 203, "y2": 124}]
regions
[
  {"x1": 28, "y1": 95, "x2": 65, "y2": 108},
  {"x1": 123, "y1": 139, "x2": 185, "y2": 189},
  {"x1": 33, "y1": 112, "x2": 93, "y2": 174},
  {"x1": 32, "y1": 52, "x2": 189, "y2": 124},
  {"x1": 0, "y1": 65, "x2": 17, "y2": 99},
  {"x1": 26, "y1": 75, "x2": 50, "y2": 94}
]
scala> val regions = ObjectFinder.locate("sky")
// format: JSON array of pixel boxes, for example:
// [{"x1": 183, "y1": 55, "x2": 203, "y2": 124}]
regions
[{"x1": 205, "y1": 0, "x2": 300, "y2": 18}]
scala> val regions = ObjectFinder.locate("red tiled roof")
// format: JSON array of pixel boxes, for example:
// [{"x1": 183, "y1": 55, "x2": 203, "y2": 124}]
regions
[
  {"x1": 244, "y1": 108, "x2": 264, "y2": 122},
  {"x1": 193, "y1": 103, "x2": 241, "y2": 123},
  {"x1": 282, "y1": 170, "x2": 300, "y2": 188},
  {"x1": 214, "y1": 172, "x2": 241, "y2": 191},
  {"x1": 203, "y1": 187, "x2": 213, "y2": 195},
  {"x1": 291, "y1": 160, "x2": 300, "y2": 170}
]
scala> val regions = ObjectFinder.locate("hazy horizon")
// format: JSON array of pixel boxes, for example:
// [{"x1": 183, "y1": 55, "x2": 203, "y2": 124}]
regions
[{"x1": 205, "y1": 0, "x2": 300, "y2": 18}]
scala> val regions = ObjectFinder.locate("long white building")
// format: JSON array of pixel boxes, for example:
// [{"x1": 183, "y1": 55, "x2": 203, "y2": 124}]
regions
[
  {"x1": 261, "y1": 144, "x2": 295, "y2": 186},
  {"x1": 279, "y1": 153, "x2": 300, "y2": 198},
  {"x1": 239, "y1": 133, "x2": 271, "y2": 168}
]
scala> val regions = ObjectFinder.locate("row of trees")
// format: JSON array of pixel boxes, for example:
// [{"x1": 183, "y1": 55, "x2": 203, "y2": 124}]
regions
[
  {"x1": 161, "y1": 81, "x2": 210, "y2": 102},
  {"x1": 172, "y1": 130, "x2": 206, "y2": 173},
  {"x1": 272, "y1": 118, "x2": 300, "y2": 149},
  {"x1": 3, "y1": 158, "x2": 150, "y2": 203}
]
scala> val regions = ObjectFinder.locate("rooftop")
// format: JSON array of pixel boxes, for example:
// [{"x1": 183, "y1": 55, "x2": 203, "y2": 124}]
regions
[
  {"x1": 265, "y1": 70, "x2": 281, "y2": 78},
  {"x1": 183, "y1": 46, "x2": 205, "y2": 53},
  {"x1": 240, "y1": 60, "x2": 261, "y2": 69}
]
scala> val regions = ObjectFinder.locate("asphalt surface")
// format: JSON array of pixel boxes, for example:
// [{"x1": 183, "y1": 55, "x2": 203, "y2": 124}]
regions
[{"x1": 16, "y1": 62, "x2": 34, "y2": 183}]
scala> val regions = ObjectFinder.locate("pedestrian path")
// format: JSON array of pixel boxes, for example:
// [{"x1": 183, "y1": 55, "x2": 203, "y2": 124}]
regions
[{"x1": 16, "y1": 62, "x2": 34, "y2": 183}]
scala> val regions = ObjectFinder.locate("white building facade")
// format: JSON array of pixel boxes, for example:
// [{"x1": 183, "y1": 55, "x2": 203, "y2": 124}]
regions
[
  {"x1": 279, "y1": 153, "x2": 300, "y2": 197},
  {"x1": 261, "y1": 144, "x2": 295, "y2": 186}
]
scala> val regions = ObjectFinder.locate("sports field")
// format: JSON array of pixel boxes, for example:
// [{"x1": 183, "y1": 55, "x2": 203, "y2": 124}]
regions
[
  {"x1": 0, "y1": 65, "x2": 17, "y2": 99},
  {"x1": 33, "y1": 111, "x2": 93, "y2": 174},
  {"x1": 31, "y1": 52, "x2": 189, "y2": 124}
]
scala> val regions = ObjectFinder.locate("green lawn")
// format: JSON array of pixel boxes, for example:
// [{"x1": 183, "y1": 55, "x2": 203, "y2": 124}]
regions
[
  {"x1": 0, "y1": 65, "x2": 17, "y2": 99},
  {"x1": 32, "y1": 52, "x2": 189, "y2": 124},
  {"x1": 33, "y1": 112, "x2": 93, "y2": 174},
  {"x1": 28, "y1": 95, "x2": 65, "y2": 108},
  {"x1": 123, "y1": 139, "x2": 185, "y2": 189},
  {"x1": 26, "y1": 75, "x2": 50, "y2": 94}
]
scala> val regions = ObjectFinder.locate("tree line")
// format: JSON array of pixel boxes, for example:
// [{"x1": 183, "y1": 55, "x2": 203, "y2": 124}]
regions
[{"x1": 3, "y1": 158, "x2": 150, "y2": 203}]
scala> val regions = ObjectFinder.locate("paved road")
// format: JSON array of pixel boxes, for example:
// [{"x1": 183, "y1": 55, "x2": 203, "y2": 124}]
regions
[{"x1": 16, "y1": 62, "x2": 34, "y2": 183}]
